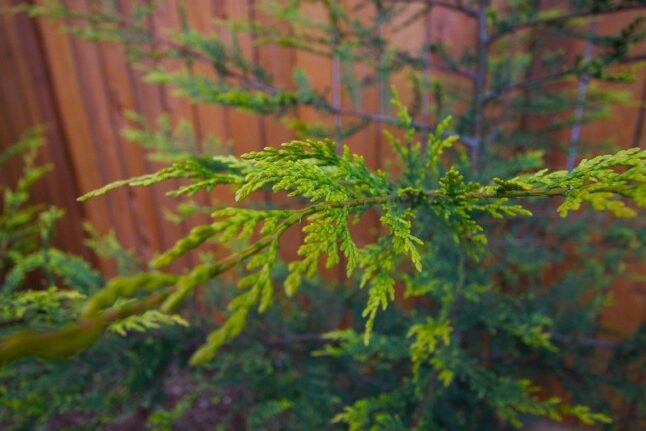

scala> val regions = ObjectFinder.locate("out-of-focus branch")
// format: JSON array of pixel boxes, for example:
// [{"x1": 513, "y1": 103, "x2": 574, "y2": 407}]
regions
[
  {"x1": 566, "y1": 20, "x2": 597, "y2": 171},
  {"x1": 471, "y1": 0, "x2": 489, "y2": 166},
  {"x1": 488, "y1": 3, "x2": 646, "y2": 44},
  {"x1": 421, "y1": 5, "x2": 433, "y2": 126},
  {"x1": 327, "y1": 106, "x2": 478, "y2": 147},
  {"x1": 394, "y1": 49, "x2": 476, "y2": 81},
  {"x1": 384, "y1": 0, "x2": 477, "y2": 17},
  {"x1": 42, "y1": 4, "x2": 481, "y2": 147},
  {"x1": 145, "y1": 31, "x2": 481, "y2": 147},
  {"x1": 550, "y1": 333, "x2": 620, "y2": 350},
  {"x1": 483, "y1": 54, "x2": 646, "y2": 104},
  {"x1": 411, "y1": 375, "x2": 438, "y2": 431},
  {"x1": 0, "y1": 290, "x2": 171, "y2": 365}
]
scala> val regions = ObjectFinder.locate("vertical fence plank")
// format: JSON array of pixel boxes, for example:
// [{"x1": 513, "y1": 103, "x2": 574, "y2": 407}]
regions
[
  {"x1": 1, "y1": 7, "x2": 89, "y2": 259},
  {"x1": 30, "y1": 7, "x2": 121, "y2": 272}
]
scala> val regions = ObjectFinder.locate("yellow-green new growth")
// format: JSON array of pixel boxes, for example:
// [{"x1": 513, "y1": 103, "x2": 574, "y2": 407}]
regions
[{"x1": 1, "y1": 121, "x2": 643, "y2": 376}]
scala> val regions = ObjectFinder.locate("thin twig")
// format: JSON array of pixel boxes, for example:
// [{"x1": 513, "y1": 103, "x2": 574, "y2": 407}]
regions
[
  {"x1": 411, "y1": 376, "x2": 437, "y2": 430},
  {"x1": 394, "y1": 49, "x2": 476, "y2": 81},
  {"x1": 421, "y1": 5, "x2": 433, "y2": 127},
  {"x1": 566, "y1": 20, "x2": 597, "y2": 171},
  {"x1": 471, "y1": 0, "x2": 489, "y2": 166},
  {"x1": 261, "y1": 333, "x2": 326, "y2": 345},
  {"x1": 550, "y1": 333, "x2": 620, "y2": 350}
]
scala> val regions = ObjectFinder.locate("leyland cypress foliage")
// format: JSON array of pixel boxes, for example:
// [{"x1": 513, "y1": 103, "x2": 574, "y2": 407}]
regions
[
  {"x1": 2, "y1": 1, "x2": 646, "y2": 429},
  {"x1": 2, "y1": 106, "x2": 645, "y2": 428}
]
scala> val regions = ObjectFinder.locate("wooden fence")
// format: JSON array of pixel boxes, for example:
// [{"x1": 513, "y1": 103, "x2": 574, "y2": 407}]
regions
[{"x1": 0, "y1": 1, "x2": 644, "y2": 331}]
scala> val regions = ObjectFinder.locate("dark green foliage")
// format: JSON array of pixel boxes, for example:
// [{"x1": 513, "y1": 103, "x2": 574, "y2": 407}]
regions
[{"x1": 0, "y1": 131, "x2": 191, "y2": 429}]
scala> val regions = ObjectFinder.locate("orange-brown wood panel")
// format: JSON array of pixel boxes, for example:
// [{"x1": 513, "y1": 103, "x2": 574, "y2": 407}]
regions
[
  {"x1": 62, "y1": 0, "x2": 142, "y2": 258},
  {"x1": 593, "y1": 11, "x2": 646, "y2": 335},
  {"x1": 0, "y1": 7, "x2": 88, "y2": 259},
  {"x1": 162, "y1": 1, "x2": 214, "y2": 237},
  {"x1": 218, "y1": 0, "x2": 263, "y2": 157},
  {"x1": 118, "y1": 0, "x2": 182, "y2": 262},
  {"x1": 184, "y1": 0, "x2": 235, "y2": 266},
  {"x1": 31, "y1": 6, "x2": 120, "y2": 273},
  {"x1": 0, "y1": 17, "x2": 23, "y2": 185},
  {"x1": 94, "y1": 18, "x2": 166, "y2": 261},
  {"x1": 150, "y1": 1, "x2": 205, "y2": 269}
]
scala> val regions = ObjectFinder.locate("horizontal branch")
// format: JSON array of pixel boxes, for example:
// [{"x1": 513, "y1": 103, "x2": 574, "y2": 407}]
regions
[
  {"x1": 324, "y1": 105, "x2": 479, "y2": 147},
  {"x1": 483, "y1": 54, "x2": 646, "y2": 104},
  {"x1": 1, "y1": 164, "x2": 639, "y2": 365},
  {"x1": 149, "y1": 25, "x2": 480, "y2": 147},
  {"x1": 304, "y1": 186, "x2": 565, "y2": 216},
  {"x1": 393, "y1": 49, "x2": 477, "y2": 81},
  {"x1": 0, "y1": 220, "x2": 297, "y2": 365},
  {"x1": 0, "y1": 290, "x2": 170, "y2": 366},
  {"x1": 383, "y1": 0, "x2": 478, "y2": 18},
  {"x1": 261, "y1": 333, "x2": 326, "y2": 345},
  {"x1": 550, "y1": 333, "x2": 620, "y2": 350},
  {"x1": 320, "y1": 182, "x2": 639, "y2": 217},
  {"x1": 488, "y1": 3, "x2": 646, "y2": 43}
]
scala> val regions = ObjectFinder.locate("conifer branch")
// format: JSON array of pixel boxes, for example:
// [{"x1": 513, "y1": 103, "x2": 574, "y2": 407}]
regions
[
  {"x1": 19, "y1": 130, "x2": 638, "y2": 366},
  {"x1": 0, "y1": 289, "x2": 170, "y2": 365}
]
